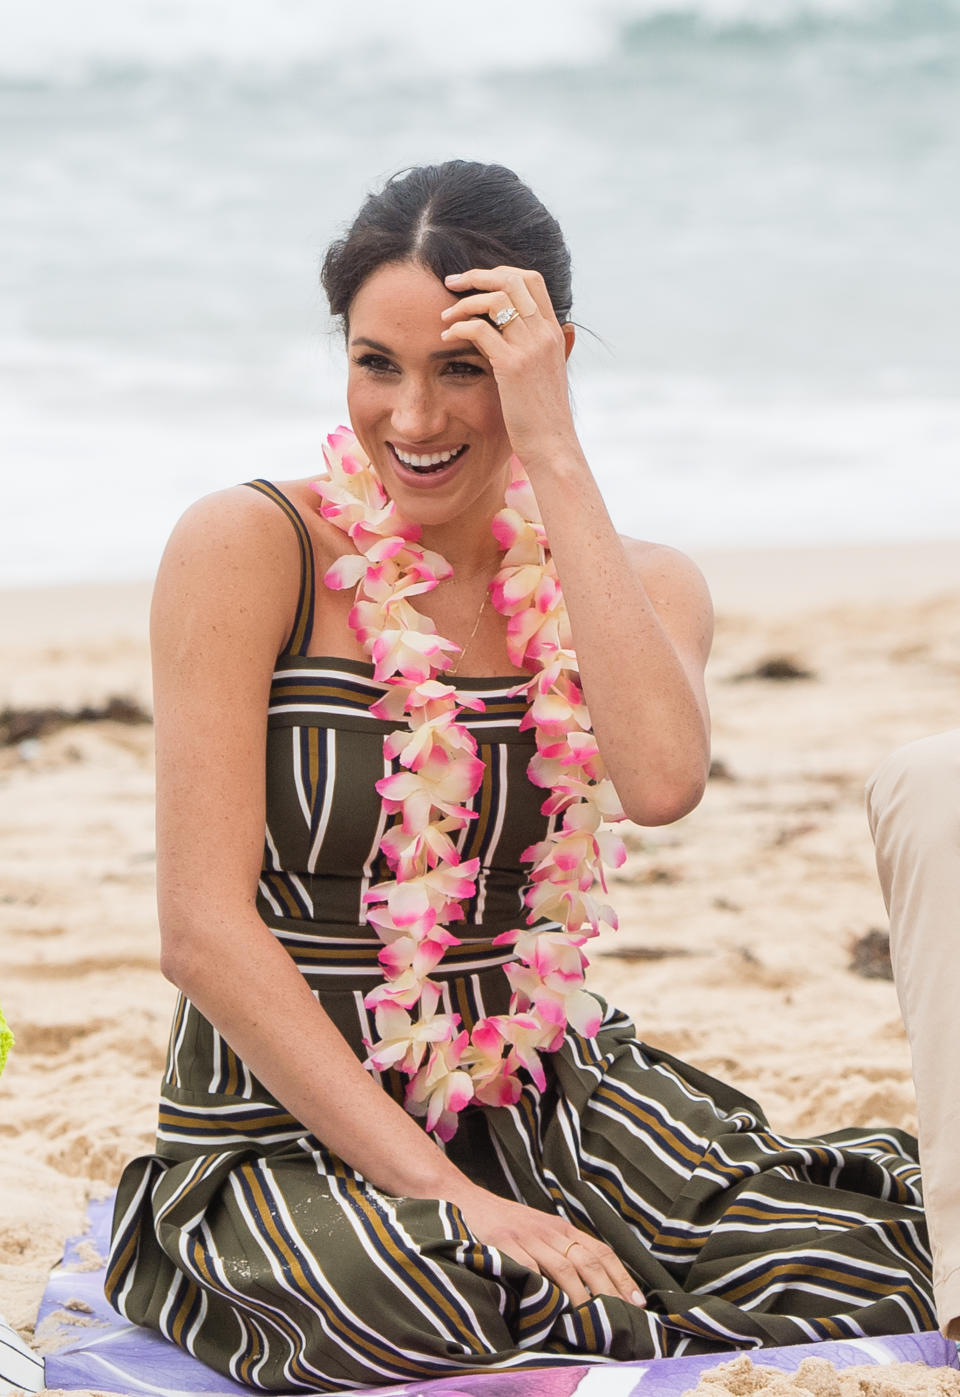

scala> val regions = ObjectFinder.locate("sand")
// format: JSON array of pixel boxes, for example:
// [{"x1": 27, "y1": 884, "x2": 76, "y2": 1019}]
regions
[{"x1": 0, "y1": 540, "x2": 957, "y2": 1397}]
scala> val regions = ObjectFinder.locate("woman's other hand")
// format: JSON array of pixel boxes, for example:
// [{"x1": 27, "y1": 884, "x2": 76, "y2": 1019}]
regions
[{"x1": 455, "y1": 1186, "x2": 645, "y2": 1311}]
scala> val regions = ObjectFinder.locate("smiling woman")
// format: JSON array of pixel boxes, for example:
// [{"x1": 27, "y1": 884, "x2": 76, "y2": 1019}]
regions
[{"x1": 103, "y1": 160, "x2": 936, "y2": 1393}]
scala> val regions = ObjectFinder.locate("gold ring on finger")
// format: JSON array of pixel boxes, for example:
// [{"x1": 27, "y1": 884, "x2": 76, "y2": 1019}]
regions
[
  {"x1": 493, "y1": 304, "x2": 520, "y2": 330},
  {"x1": 562, "y1": 1239, "x2": 581, "y2": 1259}
]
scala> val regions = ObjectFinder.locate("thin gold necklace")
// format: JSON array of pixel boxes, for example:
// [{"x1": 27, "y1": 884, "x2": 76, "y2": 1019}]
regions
[{"x1": 448, "y1": 585, "x2": 490, "y2": 677}]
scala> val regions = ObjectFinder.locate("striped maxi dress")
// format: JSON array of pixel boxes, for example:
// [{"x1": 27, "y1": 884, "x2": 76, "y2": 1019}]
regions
[{"x1": 105, "y1": 480, "x2": 936, "y2": 1393}]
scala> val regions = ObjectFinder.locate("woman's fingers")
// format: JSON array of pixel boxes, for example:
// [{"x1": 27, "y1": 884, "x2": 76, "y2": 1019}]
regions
[
  {"x1": 439, "y1": 314, "x2": 508, "y2": 362},
  {"x1": 445, "y1": 267, "x2": 547, "y2": 321},
  {"x1": 440, "y1": 290, "x2": 532, "y2": 331},
  {"x1": 566, "y1": 1238, "x2": 646, "y2": 1309},
  {"x1": 534, "y1": 1232, "x2": 645, "y2": 1311},
  {"x1": 544, "y1": 1246, "x2": 592, "y2": 1308}
]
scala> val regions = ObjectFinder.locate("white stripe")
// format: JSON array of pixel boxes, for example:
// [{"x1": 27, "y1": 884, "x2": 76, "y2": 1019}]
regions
[
  {"x1": 263, "y1": 820, "x2": 282, "y2": 872},
  {"x1": 183, "y1": 1275, "x2": 208, "y2": 1358},
  {"x1": 195, "y1": 1188, "x2": 328, "y2": 1388},
  {"x1": 110, "y1": 1163, "x2": 158, "y2": 1316},
  {"x1": 696, "y1": 1242, "x2": 923, "y2": 1298},
  {"x1": 306, "y1": 729, "x2": 337, "y2": 874},
  {"x1": 157, "y1": 1126, "x2": 304, "y2": 1147},
  {"x1": 291, "y1": 728, "x2": 312, "y2": 826},
  {"x1": 158, "y1": 1268, "x2": 187, "y2": 1343},
  {"x1": 276, "y1": 665, "x2": 523, "y2": 698},
  {"x1": 209, "y1": 1029, "x2": 222, "y2": 1096},
  {"x1": 283, "y1": 951, "x2": 518, "y2": 977},
  {"x1": 269, "y1": 701, "x2": 525, "y2": 730},
  {"x1": 228, "y1": 1167, "x2": 413, "y2": 1383},
  {"x1": 287, "y1": 871, "x2": 314, "y2": 918},
  {"x1": 475, "y1": 745, "x2": 508, "y2": 925},
  {"x1": 257, "y1": 878, "x2": 285, "y2": 918},
  {"x1": 168, "y1": 993, "x2": 191, "y2": 1090},
  {"x1": 332, "y1": 1184, "x2": 492, "y2": 1353},
  {"x1": 357, "y1": 749, "x2": 391, "y2": 922},
  {"x1": 352, "y1": 990, "x2": 381, "y2": 1086}
]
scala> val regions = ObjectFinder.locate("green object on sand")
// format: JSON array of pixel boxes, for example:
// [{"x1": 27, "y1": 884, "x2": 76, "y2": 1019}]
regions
[{"x1": 0, "y1": 1004, "x2": 12, "y2": 1075}]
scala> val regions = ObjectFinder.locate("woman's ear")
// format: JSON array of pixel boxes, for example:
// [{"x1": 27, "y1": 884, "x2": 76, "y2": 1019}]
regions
[{"x1": 561, "y1": 323, "x2": 576, "y2": 361}]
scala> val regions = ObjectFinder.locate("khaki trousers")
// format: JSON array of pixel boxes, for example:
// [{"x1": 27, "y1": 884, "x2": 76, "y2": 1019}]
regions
[{"x1": 867, "y1": 730, "x2": 960, "y2": 1339}]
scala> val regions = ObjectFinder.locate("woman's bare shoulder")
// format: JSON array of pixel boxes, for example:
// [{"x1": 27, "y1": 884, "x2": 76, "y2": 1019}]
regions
[
  {"x1": 621, "y1": 537, "x2": 712, "y2": 604},
  {"x1": 620, "y1": 536, "x2": 714, "y2": 658},
  {"x1": 153, "y1": 484, "x2": 307, "y2": 658}
]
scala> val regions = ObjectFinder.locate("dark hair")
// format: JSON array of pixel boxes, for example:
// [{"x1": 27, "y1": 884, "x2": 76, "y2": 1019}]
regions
[{"x1": 321, "y1": 160, "x2": 572, "y2": 328}]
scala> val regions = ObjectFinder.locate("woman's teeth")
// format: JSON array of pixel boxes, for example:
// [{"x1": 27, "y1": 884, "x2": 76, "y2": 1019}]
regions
[{"x1": 392, "y1": 444, "x2": 466, "y2": 474}]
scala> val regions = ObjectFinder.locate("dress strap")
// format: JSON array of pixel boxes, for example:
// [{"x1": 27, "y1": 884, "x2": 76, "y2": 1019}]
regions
[{"x1": 243, "y1": 480, "x2": 316, "y2": 657}]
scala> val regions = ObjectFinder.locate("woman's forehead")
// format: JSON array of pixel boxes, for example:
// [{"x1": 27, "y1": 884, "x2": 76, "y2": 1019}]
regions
[{"x1": 348, "y1": 261, "x2": 464, "y2": 353}]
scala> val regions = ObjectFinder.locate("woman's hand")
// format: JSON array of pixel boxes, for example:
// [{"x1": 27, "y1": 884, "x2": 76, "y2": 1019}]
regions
[
  {"x1": 455, "y1": 1185, "x2": 645, "y2": 1311},
  {"x1": 440, "y1": 266, "x2": 577, "y2": 473}
]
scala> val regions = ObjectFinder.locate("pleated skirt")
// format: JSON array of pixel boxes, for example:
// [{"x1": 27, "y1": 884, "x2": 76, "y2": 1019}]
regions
[{"x1": 106, "y1": 968, "x2": 935, "y2": 1394}]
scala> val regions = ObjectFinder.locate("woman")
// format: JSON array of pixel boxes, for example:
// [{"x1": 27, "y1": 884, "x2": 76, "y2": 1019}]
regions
[{"x1": 106, "y1": 161, "x2": 934, "y2": 1393}]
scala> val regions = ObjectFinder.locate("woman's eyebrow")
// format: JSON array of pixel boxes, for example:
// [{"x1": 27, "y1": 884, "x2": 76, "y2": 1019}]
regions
[{"x1": 351, "y1": 336, "x2": 484, "y2": 361}]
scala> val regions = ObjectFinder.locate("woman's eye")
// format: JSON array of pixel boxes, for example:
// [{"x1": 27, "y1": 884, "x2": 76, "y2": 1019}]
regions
[
  {"x1": 443, "y1": 360, "x2": 484, "y2": 377},
  {"x1": 354, "y1": 353, "x2": 397, "y2": 375}
]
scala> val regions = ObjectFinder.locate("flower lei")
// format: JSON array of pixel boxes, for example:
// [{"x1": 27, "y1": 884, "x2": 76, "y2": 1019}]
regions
[{"x1": 313, "y1": 427, "x2": 626, "y2": 1141}]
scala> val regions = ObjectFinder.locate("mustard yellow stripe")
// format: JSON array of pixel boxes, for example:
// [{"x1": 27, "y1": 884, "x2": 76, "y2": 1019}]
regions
[
  {"x1": 578, "y1": 1304, "x2": 598, "y2": 1350},
  {"x1": 239, "y1": 1315, "x2": 263, "y2": 1386},
  {"x1": 340, "y1": 1173, "x2": 487, "y2": 1355},
  {"x1": 268, "y1": 874, "x2": 301, "y2": 917},
  {"x1": 308, "y1": 727, "x2": 319, "y2": 803},
  {"x1": 171, "y1": 1277, "x2": 199, "y2": 1348},
  {"x1": 454, "y1": 977, "x2": 474, "y2": 1034},
  {"x1": 726, "y1": 1204, "x2": 857, "y2": 1228},
  {"x1": 886, "y1": 1218, "x2": 929, "y2": 1276},
  {"x1": 596, "y1": 1085, "x2": 702, "y2": 1168},
  {"x1": 244, "y1": 1164, "x2": 428, "y2": 1375},
  {"x1": 158, "y1": 1109, "x2": 298, "y2": 1132},
  {"x1": 186, "y1": 1225, "x2": 315, "y2": 1386},
  {"x1": 463, "y1": 744, "x2": 493, "y2": 861},
  {"x1": 724, "y1": 1261, "x2": 906, "y2": 1305},
  {"x1": 224, "y1": 1043, "x2": 239, "y2": 1096},
  {"x1": 276, "y1": 683, "x2": 372, "y2": 703},
  {"x1": 104, "y1": 1224, "x2": 139, "y2": 1296},
  {"x1": 517, "y1": 1287, "x2": 562, "y2": 1333},
  {"x1": 155, "y1": 1153, "x2": 229, "y2": 1223},
  {"x1": 587, "y1": 1172, "x2": 657, "y2": 1240}
]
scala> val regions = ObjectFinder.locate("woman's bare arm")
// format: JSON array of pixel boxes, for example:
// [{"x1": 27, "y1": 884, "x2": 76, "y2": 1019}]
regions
[
  {"x1": 442, "y1": 265, "x2": 713, "y2": 826},
  {"x1": 152, "y1": 487, "x2": 472, "y2": 1200}
]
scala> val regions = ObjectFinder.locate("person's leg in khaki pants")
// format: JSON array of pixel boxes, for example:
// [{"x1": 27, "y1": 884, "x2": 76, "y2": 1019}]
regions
[{"x1": 867, "y1": 730, "x2": 960, "y2": 1338}]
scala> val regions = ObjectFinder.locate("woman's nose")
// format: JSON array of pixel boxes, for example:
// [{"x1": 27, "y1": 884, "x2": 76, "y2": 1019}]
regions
[{"x1": 390, "y1": 378, "x2": 446, "y2": 441}]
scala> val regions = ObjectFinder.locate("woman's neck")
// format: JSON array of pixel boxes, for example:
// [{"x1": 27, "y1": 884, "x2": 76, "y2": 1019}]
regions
[{"x1": 419, "y1": 516, "x2": 503, "y2": 582}]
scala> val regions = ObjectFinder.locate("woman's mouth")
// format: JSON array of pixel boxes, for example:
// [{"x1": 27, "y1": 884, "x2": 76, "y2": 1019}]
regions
[{"x1": 389, "y1": 443, "x2": 468, "y2": 477}]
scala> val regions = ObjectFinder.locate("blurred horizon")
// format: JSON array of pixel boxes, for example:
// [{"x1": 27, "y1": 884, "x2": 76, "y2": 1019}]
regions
[{"x1": 4, "y1": 0, "x2": 959, "y2": 584}]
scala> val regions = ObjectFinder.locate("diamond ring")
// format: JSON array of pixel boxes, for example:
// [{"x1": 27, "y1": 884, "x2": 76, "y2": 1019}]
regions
[{"x1": 493, "y1": 305, "x2": 520, "y2": 330}]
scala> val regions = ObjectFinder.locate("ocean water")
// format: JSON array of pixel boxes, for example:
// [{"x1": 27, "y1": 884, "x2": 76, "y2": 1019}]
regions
[{"x1": 3, "y1": 0, "x2": 959, "y2": 584}]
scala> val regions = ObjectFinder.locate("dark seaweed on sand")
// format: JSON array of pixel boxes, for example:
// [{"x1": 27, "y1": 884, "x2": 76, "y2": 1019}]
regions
[
  {"x1": 732, "y1": 656, "x2": 816, "y2": 682},
  {"x1": 0, "y1": 696, "x2": 151, "y2": 747},
  {"x1": 849, "y1": 928, "x2": 893, "y2": 981}
]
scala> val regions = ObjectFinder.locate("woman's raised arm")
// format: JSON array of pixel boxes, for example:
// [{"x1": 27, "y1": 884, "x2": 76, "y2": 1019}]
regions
[{"x1": 442, "y1": 266, "x2": 713, "y2": 826}]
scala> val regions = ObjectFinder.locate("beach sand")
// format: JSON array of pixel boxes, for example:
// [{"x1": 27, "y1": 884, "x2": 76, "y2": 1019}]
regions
[{"x1": 1, "y1": 540, "x2": 957, "y2": 1396}]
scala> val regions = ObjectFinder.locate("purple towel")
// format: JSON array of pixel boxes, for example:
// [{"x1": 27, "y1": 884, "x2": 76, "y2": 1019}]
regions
[{"x1": 39, "y1": 1196, "x2": 958, "y2": 1397}]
